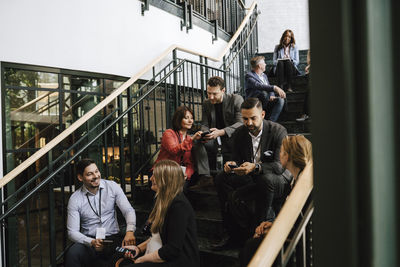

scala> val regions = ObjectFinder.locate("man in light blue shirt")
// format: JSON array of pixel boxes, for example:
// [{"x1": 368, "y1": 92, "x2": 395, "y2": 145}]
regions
[{"x1": 65, "y1": 158, "x2": 136, "y2": 267}]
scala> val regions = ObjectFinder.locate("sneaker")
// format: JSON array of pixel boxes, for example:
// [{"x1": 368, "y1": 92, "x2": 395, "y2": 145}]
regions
[{"x1": 296, "y1": 114, "x2": 309, "y2": 122}]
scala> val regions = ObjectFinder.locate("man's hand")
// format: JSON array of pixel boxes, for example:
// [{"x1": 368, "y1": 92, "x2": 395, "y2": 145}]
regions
[
  {"x1": 253, "y1": 221, "x2": 273, "y2": 238},
  {"x1": 269, "y1": 95, "x2": 276, "y2": 101},
  {"x1": 122, "y1": 231, "x2": 136, "y2": 246},
  {"x1": 223, "y1": 161, "x2": 237, "y2": 173},
  {"x1": 273, "y1": 86, "x2": 286, "y2": 98},
  {"x1": 91, "y1": 239, "x2": 104, "y2": 251},
  {"x1": 203, "y1": 128, "x2": 225, "y2": 140},
  {"x1": 233, "y1": 162, "x2": 256, "y2": 176}
]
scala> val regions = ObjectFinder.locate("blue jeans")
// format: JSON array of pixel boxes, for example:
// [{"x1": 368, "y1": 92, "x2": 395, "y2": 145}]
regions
[{"x1": 256, "y1": 91, "x2": 284, "y2": 122}]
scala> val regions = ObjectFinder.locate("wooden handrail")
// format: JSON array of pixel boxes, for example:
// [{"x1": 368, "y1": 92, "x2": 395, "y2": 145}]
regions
[
  {"x1": 0, "y1": 1, "x2": 258, "y2": 189},
  {"x1": 248, "y1": 163, "x2": 314, "y2": 267}
]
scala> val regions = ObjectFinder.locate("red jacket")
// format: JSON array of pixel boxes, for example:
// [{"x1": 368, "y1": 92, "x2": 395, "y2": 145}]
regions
[{"x1": 154, "y1": 129, "x2": 194, "y2": 179}]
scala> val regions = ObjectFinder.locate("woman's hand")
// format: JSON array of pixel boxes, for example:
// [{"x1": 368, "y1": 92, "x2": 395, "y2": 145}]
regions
[
  {"x1": 134, "y1": 251, "x2": 164, "y2": 263},
  {"x1": 123, "y1": 245, "x2": 140, "y2": 259},
  {"x1": 192, "y1": 131, "x2": 203, "y2": 140}
]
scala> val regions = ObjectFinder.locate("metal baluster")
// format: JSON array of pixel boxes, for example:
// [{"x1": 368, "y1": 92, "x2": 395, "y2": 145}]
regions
[
  {"x1": 117, "y1": 95, "x2": 126, "y2": 193},
  {"x1": 48, "y1": 152, "x2": 56, "y2": 266},
  {"x1": 190, "y1": 62, "x2": 195, "y2": 112},
  {"x1": 25, "y1": 190, "x2": 31, "y2": 266},
  {"x1": 127, "y1": 86, "x2": 136, "y2": 190}
]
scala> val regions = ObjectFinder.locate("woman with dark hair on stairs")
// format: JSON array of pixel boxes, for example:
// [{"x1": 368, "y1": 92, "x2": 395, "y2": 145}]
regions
[
  {"x1": 273, "y1": 29, "x2": 300, "y2": 92},
  {"x1": 152, "y1": 106, "x2": 203, "y2": 189}
]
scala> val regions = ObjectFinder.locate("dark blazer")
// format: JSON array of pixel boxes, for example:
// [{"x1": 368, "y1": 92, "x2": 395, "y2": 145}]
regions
[
  {"x1": 201, "y1": 93, "x2": 244, "y2": 138},
  {"x1": 244, "y1": 71, "x2": 274, "y2": 99},
  {"x1": 158, "y1": 193, "x2": 200, "y2": 267},
  {"x1": 231, "y1": 119, "x2": 287, "y2": 174}
]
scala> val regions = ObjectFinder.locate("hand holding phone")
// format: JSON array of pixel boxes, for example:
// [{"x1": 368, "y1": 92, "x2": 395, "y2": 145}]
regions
[
  {"x1": 228, "y1": 164, "x2": 238, "y2": 169},
  {"x1": 115, "y1": 246, "x2": 137, "y2": 257},
  {"x1": 201, "y1": 131, "x2": 210, "y2": 137}
]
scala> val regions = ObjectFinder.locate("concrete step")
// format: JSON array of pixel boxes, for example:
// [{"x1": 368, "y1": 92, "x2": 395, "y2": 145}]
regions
[{"x1": 280, "y1": 120, "x2": 311, "y2": 134}]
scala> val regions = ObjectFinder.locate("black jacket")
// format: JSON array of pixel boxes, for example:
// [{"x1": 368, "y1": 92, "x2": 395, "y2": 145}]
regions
[
  {"x1": 158, "y1": 193, "x2": 200, "y2": 267},
  {"x1": 232, "y1": 119, "x2": 287, "y2": 174}
]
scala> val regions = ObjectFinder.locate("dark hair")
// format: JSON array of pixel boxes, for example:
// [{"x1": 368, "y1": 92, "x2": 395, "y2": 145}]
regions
[
  {"x1": 207, "y1": 76, "x2": 225, "y2": 89},
  {"x1": 241, "y1": 97, "x2": 262, "y2": 110},
  {"x1": 172, "y1": 106, "x2": 194, "y2": 131},
  {"x1": 76, "y1": 158, "x2": 96, "y2": 176},
  {"x1": 250, "y1": 56, "x2": 265, "y2": 70},
  {"x1": 278, "y1": 29, "x2": 296, "y2": 50}
]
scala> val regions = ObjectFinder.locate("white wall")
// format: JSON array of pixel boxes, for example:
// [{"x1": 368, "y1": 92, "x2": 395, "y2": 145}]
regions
[
  {"x1": 256, "y1": 0, "x2": 310, "y2": 53},
  {"x1": 0, "y1": 0, "x2": 228, "y2": 77}
]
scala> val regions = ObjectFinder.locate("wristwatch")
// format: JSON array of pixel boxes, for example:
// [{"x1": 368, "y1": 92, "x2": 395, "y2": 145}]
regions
[{"x1": 254, "y1": 163, "x2": 261, "y2": 174}]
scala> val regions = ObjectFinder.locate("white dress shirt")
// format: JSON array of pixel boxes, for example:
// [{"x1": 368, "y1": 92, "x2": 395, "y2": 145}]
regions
[{"x1": 67, "y1": 179, "x2": 136, "y2": 246}]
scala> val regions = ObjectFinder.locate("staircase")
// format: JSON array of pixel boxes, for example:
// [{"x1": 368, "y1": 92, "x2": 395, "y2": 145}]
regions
[
  {"x1": 0, "y1": 0, "x2": 312, "y2": 263},
  {"x1": 0, "y1": 2, "x2": 261, "y2": 266},
  {"x1": 124, "y1": 53, "x2": 312, "y2": 267}
]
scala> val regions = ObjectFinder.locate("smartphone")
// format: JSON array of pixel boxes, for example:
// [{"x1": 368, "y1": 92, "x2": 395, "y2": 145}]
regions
[
  {"x1": 228, "y1": 164, "x2": 238, "y2": 169},
  {"x1": 115, "y1": 246, "x2": 137, "y2": 257},
  {"x1": 201, "y1": 131, "x2": 210, "y2": 137}
]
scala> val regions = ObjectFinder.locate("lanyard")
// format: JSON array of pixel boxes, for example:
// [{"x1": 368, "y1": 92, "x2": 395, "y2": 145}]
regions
[{"x1": 87, "y1": 189, "x2": 102, "y2": 223}]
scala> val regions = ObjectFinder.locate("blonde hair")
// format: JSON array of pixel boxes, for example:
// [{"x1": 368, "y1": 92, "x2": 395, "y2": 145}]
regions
[
  {"x1": 149, "y1": 160, "x2": 185, "y2": 233},
  {"x1": 282, "y1": 135, "x2": 312, "y2": 171}
]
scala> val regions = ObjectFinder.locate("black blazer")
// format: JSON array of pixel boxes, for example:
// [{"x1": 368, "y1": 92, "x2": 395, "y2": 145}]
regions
[
  {"x1": 232, "y1": 119, "x2": 287, "y2": 174},
  {"x1": 158, "y1": 193, "x2": 200, "y2": 267}
]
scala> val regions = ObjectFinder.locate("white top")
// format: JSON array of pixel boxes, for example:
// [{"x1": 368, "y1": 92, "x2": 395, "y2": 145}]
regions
[{"x1": 146, "y1": 232, "x2": 162, "y2": 254}]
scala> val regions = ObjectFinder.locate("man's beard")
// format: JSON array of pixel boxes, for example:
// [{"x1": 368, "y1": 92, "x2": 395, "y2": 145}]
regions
[{"x1": 247, "y1": 124, "x2": 261, "y2": 135}]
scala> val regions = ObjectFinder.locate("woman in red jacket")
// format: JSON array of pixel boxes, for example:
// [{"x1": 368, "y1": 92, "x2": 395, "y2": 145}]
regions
[{"x1": 153, "y1": 106, "x2": 202, "y2": 184}]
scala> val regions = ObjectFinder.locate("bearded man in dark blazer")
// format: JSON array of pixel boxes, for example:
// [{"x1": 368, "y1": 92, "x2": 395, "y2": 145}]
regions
[
  {"x1": 192, "y1": 76, "x2": 243, "y2": 187},
  {"x1": 212, "y1": 97, "x2": 292, "y2": 250}
]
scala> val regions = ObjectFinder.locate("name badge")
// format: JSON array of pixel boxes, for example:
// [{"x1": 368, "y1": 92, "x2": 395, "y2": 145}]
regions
[{"x1": 96, "y1": 227, "x2": 106, "y2": 240}]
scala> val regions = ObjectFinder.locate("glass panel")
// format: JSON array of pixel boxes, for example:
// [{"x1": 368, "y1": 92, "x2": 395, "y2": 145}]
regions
[
  {"x1": 105, "y1": 79, "x2": 125, "y2": 95},
  {"x1": 65, "y1": 76, "x2": 102, "y2": 93},
  {"x1": 4, "y1": 68, "x2": 58, "y2": 88}
]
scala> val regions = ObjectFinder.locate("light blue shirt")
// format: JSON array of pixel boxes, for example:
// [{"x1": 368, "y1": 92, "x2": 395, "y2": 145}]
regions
[{"x1": 67, "y1": 179, "x2": 136, "y2": 246}]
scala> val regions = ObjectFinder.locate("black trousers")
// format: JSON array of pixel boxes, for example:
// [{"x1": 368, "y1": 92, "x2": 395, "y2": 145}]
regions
[
  {"x1": 65, "y1": 234, "x2": 123, "y2": 267},
  {"x1": 276, "y1": 60, "x2": 297, "y2": 90},
  {"x1": 214, "y1": 171, "x2": 291, "y2": 242}
]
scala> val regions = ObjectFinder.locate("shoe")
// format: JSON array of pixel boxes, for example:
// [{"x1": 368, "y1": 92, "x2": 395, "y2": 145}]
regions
[
  {"x1": 210, "y1": 237, "x2": 240, "y2": 251},
  {"x1": 296, "y1": 114, "x2": 310, "y2": 122},
  {"x1": 190, "y1": 175, "x2": 214, "y2": 190}
]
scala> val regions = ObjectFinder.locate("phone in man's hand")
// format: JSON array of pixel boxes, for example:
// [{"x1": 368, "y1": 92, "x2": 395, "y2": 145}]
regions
[
  {"x1": 201, "y1": 131, "x2": 210, "y2": 137},
  {"x1": 228, "y1": 164, "x2": 238, "y2": 169}
]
